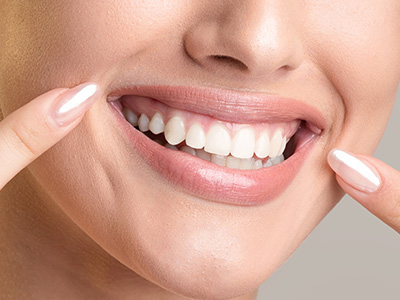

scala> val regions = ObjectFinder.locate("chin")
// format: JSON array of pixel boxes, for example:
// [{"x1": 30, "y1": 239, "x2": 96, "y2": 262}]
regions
[
  {"x1": 27, "y1": 83, "x2": 337, "y2": 300},
  {"x1": 126, "y1": 232, "x2": 269, "y2": 300}
]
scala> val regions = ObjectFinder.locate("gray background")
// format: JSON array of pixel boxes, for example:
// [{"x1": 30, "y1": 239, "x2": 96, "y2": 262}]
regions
[{"x1": 258, "y1": 84, "x2": 400, "y2": 300}]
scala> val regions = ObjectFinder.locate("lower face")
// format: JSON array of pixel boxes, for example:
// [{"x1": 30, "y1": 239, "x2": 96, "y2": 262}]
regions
[{"x1": 1, "y1": 1, "x2": 399, "y2": 299}]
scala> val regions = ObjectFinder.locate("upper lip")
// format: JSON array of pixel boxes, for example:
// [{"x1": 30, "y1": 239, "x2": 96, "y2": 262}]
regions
[{"x1": 107, "y1": 85, "x2": 326, "y2": 130}]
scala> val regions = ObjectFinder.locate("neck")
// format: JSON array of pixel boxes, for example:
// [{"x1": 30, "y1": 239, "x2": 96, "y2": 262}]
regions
[{"x1": 0, "y1": 169, "x2": 257, "y2": 300}]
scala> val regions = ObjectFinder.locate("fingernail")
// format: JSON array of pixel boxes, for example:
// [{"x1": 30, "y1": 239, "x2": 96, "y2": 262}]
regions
[
  {"x1": 51, "y1": 82, "x2": 99, "y2": 126},
  {"x1": 328, "y1": 149, "x2": 381, "y2": 193}
]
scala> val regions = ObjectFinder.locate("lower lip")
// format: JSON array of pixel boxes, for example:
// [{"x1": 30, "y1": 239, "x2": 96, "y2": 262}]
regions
[{"x1": 108, "y1": 102, "x2": 317, "y2": 206}]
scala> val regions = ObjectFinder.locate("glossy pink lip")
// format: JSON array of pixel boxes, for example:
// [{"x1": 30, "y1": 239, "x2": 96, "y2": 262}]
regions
[
  {"x1": 107, "y1": 85, "x2": 325, "y2": 206},
  {"x1": 108, "y1": 85, "x2": 326, "y2": 128}
]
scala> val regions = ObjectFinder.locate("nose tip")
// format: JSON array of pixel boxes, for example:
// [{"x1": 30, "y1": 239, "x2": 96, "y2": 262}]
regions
[{"x1": 183, "y1": 2, "x2": 304, "y2": 78}]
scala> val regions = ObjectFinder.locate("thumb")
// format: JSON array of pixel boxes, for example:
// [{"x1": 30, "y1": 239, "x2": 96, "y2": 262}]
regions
[{"x1": 328, "y1": 148, "x2": 400, "y2": 234}]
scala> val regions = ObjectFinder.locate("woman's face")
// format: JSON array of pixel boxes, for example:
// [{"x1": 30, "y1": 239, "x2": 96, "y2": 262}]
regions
[{"x1": 1, "y1": 1, "x2": 399, "y2": 299}]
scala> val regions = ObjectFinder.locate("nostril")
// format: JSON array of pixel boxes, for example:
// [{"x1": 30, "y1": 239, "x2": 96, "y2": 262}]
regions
[{"x1": 209, "y1": 55, "x2": 248, "y2": 71}]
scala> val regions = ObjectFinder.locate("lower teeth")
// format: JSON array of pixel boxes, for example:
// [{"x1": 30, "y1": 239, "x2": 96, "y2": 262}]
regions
[{"x1": 167, "y1": 142, "x2": 284, "y2": 170}]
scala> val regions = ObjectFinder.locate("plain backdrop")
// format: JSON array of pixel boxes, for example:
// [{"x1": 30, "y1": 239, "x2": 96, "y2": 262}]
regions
[{"x1": 258, "y1": 84, "x2": 400, "y2": 300}]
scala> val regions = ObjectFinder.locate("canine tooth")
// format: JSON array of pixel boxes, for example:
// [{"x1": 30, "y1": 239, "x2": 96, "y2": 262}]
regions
[
  {"x1": 165, "y1": 116, "x2": 186, "y2": 145},
  {"x1": 254, "y1": 160, "x2": 263, "y2": 169},
  {"x1": 149, "y1": 112, "x2": 164, "y2": 135},
  {"x1": 255, "y1": 131, "x2": 270, "y2": 159},
  {"x1": 180, "y1": 145, "x2": 196, "y2": 155},
  {"x1": 186, "y1": 123, "x2": 205, "y2": 149},
  {"x1": 138, "y1": 114, "x2": 150, "y2": 132},
  {"x1": 196, "y1": 149, "x2": 211, "y2": 162},
  {"x1": 204, "y1": 124, "x2": 231, "y2": 156},
  {"x1": 122, "y1": 107, "x2": 138, "y2": 126},
  {"x1": 226, "y1": 156, "x2": 241, "y2": 169},
  {"x1": 165, "y1": 143, "x2": 178, "y2": 150},
  {"x1": 211, "y1": 154, "x2": 227, "y2": 166},
  {"x1": 269, "y1": 129, "x2": 283, "y2": 158},
  {"x1": 240, "y1": 158, "x2": 255, "y2": 170},
  {"x1": 263, "y1": 158, "x2": 273, "y2": 168},
  {"x1": 277, "y1": 137, "x2": 287, "y2": 156},
  {"x1": 231, "y1": 127, "x2": 255, "y2": 159}
]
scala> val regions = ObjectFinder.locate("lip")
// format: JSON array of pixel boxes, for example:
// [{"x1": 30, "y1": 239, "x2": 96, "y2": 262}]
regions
[
  {"x1": 107, "y1": 85, "x2": 325, "y2": 206},
  {"x1": 107, "y1": 85, "x2": 326, "y2": 129}
]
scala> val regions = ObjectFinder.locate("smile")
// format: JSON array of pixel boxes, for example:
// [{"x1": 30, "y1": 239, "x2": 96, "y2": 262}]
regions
[{"x1": 107, "y1": 85, "x2": 325, "y2": 206}]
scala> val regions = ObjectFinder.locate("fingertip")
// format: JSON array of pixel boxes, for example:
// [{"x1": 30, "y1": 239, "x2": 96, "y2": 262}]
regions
[
  {"x1": 327, "y1": 148, "x2": 340, "y2": 170},
  {"x1": 327, "y1": 148, "x2": 381, "y2": 194},
  {"x1": 50, "y1": 82, "x2": 100, "y2": 127}
]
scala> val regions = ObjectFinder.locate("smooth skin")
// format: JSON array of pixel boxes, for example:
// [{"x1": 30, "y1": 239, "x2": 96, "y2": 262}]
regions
[
  {"x1": 0, "y1": 1, "x2": 400, "y2": 299},
  {"x1": 1, "y1": 86, "x2": 400, "y2": 298}
]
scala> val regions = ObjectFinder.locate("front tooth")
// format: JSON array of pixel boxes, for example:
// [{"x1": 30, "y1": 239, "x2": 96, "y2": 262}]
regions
[
  {"x1": 180, "y1": 145, "x2": 196, "y2": 155},
  {"x1": 186, "y1": 123, "x2": 205, "y2": 149},
  {"x1": 196, "y1": 149, "x2": 211, "y2": 162},
  {"x1": 138, "y1": 114, "x2": 150, "y2": 132},
  {"x1": 226, "y1": 156, "x2": 241, "y2": 169},
  {"x1": 240, "y1": 158, "x2": 255, "y2": 170},
  {"x1": 122, "y1": 107, "x2": 138, "y2": 126},
  {"x1": 269, "y1": 129, "x2": 283, "y2": 158},
  {"x1": 255, "y1": 131, "x2": 270, "y2": 159},
  {"x1": 204, "y1": 124, "x2": 231, "y2": 156},
  {"x1": 149, "y1": 112, "x2": 164, "y2": 134},
  {"x1": 164, "y1": 116, "x2": 186, "y2": 145},
  {"x1": 211, "y1": 154, "x2": 227, "y2": 166},
  {"x1": 231, "y1": 127, "x2": 255, "y2": 159}
]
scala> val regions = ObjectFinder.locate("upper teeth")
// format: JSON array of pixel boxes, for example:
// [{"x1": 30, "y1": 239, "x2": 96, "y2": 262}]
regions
[
  {"x1": 231, "y1": 126, "x2": 255, "y2": 159},
  {"x1": 204, "y1": 123, "x2": 231, "y2": 156},
  {"x1": 165, "y1": 116, "x2": 186, "y2": 145},
  {"x1": 186, "y1": 123, "x2": 206, "y2": 149},
  {"x1": 137, "y1": 113, "x2": 150, "y2": 132},
  {"x1": 148, "y1": 112, "x2": 164, "y2": 134},
  {"x1": 121, "y1": 106, "x2": 297, "y2": 161}
]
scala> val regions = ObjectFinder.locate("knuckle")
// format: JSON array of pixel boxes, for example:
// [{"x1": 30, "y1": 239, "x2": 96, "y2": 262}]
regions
[
  {"x1": 384, "y1": 192, "x2": 400, "y2": 227},
  {"x1": 6, "y1": 120, "x2": 46, "y2": 158}
]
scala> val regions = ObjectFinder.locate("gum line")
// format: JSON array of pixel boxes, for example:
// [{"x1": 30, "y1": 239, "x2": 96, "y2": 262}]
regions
[{"x1": 121, "y1": 96, "x2": 300, "y2": 139}]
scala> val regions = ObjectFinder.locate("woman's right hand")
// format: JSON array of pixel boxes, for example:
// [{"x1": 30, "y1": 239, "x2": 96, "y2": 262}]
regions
[{"x1": 0, "y1": 82, "x2": 100, "y2": 190}]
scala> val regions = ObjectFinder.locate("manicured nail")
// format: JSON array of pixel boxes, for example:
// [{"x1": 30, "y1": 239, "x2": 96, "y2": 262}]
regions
[
  {"x1": 51, "y1": 82, "x2": 99, "y2": 126},
  {"x1": 328, "y1": 149, "x2": 381, "y2": 193}
]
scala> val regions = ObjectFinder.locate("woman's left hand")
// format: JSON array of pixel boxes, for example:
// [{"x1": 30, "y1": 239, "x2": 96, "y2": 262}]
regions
[{"x1": 328, "y1": 149, "x2": 400, "y2": 234}]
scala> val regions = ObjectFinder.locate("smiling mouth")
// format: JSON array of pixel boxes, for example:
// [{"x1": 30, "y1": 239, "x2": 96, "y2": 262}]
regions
[
  {"x1": 112, "y1": 95, "x2": 318, "y2": 169},
  {"x1": 107, "y1": 85, "x2": 325, "y2": 206}
]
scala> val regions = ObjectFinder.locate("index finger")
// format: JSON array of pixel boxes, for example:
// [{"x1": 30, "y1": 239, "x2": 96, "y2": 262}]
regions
[
  {"x1": 328, "y1": 149, "x2": 400, "y2": 234},
  {"x1": 0, "y1": 82, "x2": 99, "y2": 190}
]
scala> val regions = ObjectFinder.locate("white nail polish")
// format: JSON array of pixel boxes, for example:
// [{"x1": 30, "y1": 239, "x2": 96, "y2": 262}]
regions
[{"x1": 328, "y1": 149, "x2": 381, "y2": 193}]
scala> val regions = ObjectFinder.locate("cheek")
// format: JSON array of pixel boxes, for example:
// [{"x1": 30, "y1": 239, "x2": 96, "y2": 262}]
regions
[
  {"x1": 47, "y1": 1, "x2": 185, "y2": 71},
  {"x1": 304, "y1": 0, "x2": 400, "y2": 152},
  {"x1": 0, "y1": 0, "x2": 189, "y2": 113},
  {"x1": 23, "y1": 100, "x2": 337, "y2": 299}
]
